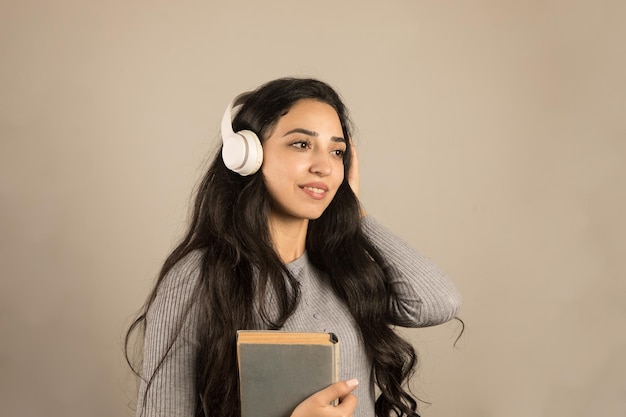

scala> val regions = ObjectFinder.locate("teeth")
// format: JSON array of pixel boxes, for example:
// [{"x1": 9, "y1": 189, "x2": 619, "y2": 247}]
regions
[{"x1": 304, "y1": 186, "x2": 325, "y2": 193}]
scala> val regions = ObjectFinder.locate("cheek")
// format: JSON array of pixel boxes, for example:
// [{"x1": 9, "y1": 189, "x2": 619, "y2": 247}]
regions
[
  {"x1": 336, "y1": 162, "x2": 346, "y2": 182},
  {"x1": 262, "y1": 156, "x2": 288, "y2": 184},
  {"x1": 261, "y1": 156, "x2": 294, "y2": 198},
  {"x1": 263, "y1": 153, "x2": 308, "y2": 179}
]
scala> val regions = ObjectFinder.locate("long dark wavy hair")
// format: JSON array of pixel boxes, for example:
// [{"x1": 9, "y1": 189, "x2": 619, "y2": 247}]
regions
[{"x1": 126, "y1": 77, "x2": 423, "y2": 416}]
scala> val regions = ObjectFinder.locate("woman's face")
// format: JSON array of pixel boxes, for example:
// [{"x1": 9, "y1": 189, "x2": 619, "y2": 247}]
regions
[{"x1": 262, "y1": 99, "x2": 346, "y2": 222}]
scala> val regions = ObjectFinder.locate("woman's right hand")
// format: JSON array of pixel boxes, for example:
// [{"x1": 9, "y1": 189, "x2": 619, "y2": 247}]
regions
[{"x1": 290, "y1": 379, "x2": 359, "y2": 417}]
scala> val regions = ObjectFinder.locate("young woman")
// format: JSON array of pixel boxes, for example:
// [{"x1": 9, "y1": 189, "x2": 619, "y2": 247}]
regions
[{"x1": 126, "y1": 77, "x2": 462, "y2": 417}]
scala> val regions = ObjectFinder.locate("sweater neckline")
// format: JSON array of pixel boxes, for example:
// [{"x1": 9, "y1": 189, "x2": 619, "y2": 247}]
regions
[{"x1": 285, "y1": 251, "x2": 308, "y2": 275}]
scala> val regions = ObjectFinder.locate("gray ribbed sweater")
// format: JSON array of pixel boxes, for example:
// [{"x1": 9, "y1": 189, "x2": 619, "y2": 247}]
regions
[{"x1": 137, "y1": 216, "x2": 461, "y2": 417}]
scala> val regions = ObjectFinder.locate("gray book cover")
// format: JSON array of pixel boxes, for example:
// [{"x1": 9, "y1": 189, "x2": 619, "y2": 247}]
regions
[{"x1": 237, "y1": 331, "x2": 339, "y2": 417}]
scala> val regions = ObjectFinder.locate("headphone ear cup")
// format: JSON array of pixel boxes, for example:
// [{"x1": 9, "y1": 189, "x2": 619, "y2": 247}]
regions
[{"x1": 221, "y1": 129, "x2": 263, "y2": 176}]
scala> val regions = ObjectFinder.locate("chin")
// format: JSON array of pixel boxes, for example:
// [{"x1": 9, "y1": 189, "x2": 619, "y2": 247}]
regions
[
  {"x1": 273, "y1": 202, "x2": 331, "y2": 221},
  {"x1": 305, "y1": 206, "x2": 331, "y2": 220}
]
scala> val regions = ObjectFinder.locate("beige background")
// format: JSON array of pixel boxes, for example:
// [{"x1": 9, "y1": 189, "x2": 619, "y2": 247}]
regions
[{"x1": 1, "y1": 1, "x2": 625, "y2": 416}]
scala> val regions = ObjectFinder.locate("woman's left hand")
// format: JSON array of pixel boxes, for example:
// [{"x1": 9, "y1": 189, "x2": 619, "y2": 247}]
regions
[
  {"x1": 348, "y1": 138, "x2": 360, "y2": 198},
  {"x1": 348, "y1": 139, "x2": 366, "y2": 216}
]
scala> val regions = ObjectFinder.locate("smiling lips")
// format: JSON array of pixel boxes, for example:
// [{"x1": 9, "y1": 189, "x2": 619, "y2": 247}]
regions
[{"x1": 300, "y1": 183, "x2": 329, "y2": 200}]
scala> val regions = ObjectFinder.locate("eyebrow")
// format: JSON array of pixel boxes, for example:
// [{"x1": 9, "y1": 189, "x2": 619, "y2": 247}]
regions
[{"x1": 283, "y1": 128, "x2": 346, "y2": 143}]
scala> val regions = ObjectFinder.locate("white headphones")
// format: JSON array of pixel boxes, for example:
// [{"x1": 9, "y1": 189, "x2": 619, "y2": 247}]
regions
[{"x1": 220, "y1": 92, "x2": 263, "y2": 176}]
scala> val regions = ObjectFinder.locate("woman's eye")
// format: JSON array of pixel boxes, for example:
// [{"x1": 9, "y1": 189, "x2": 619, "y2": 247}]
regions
[
  {"x1": 332, "y1": 149, "x2": 345, "y2": 158},
  {"x1": 291, "y1": 141, "x2": 310, "y2": 150}
]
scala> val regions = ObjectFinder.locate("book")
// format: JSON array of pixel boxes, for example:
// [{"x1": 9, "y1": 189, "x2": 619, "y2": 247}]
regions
[{"x1": 236, "y1": 330, "x2": 340, "y2": 417}]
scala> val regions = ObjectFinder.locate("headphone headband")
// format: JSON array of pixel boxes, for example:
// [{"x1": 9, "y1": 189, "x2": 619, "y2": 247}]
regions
[{"x1": 220, "y1": 92, "x2": 249, "y2": 140}]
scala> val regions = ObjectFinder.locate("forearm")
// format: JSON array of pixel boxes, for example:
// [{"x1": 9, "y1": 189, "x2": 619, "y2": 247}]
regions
[{"x1": 361, "y1": 216, "x2": 461, "y2": 327}]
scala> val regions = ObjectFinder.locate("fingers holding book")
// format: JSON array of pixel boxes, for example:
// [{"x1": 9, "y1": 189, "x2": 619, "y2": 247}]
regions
[{"x1": 291, "y1": 379, "x2": 359, "y2": 417}]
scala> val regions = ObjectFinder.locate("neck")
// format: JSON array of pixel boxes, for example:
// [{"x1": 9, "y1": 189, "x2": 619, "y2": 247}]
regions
[{"x1": 268, "y1": 213, "x2": 309, "y2": 263}]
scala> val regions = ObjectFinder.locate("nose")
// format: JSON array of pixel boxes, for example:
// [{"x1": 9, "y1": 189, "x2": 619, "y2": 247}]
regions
[{"x1": 309, "y1": 149, "x2": 332, "y2": 176}]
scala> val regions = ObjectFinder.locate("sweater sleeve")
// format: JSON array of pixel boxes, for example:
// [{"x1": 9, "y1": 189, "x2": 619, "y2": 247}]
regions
[
  {"x1": 362, "y1": 216, "x2": 462, "y2": 327},
  {"x1": 136, "y1": 251, "x2": 202, "y2": 417}
]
